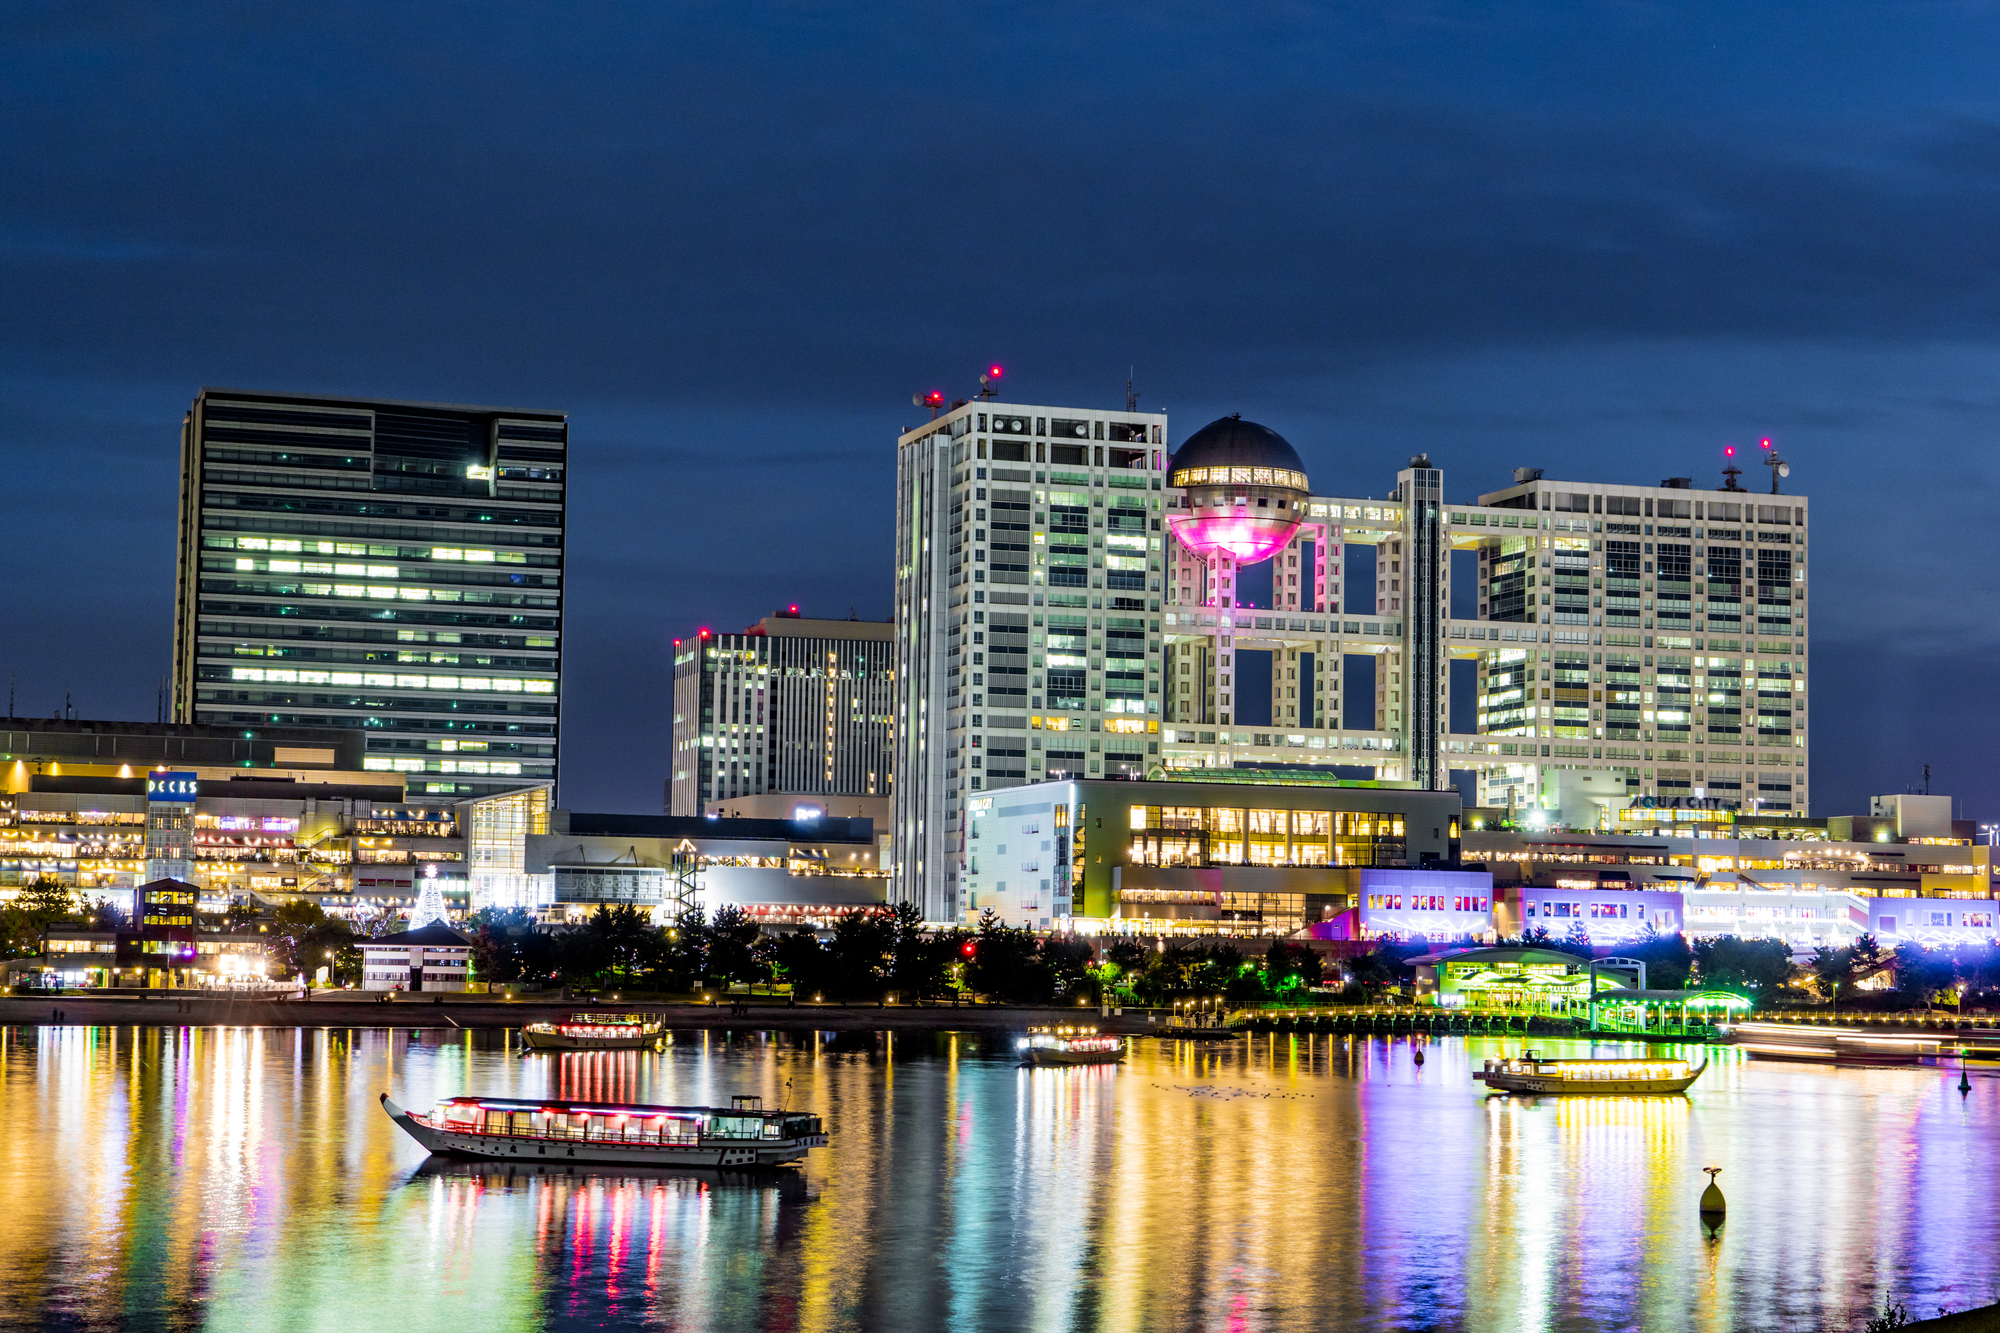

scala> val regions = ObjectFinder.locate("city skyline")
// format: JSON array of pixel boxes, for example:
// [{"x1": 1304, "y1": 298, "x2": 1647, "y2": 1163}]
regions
[{"x1": 4, "y1": 4, "x2": 1997, "y2": 819}]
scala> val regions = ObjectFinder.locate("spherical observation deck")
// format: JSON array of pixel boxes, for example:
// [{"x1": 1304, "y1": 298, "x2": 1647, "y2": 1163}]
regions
[{"x1": 1165, "y1": 416, "x2": 1311, "y2": 564}]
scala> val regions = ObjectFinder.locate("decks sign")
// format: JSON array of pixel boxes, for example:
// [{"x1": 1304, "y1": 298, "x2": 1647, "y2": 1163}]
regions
[{"x1": 146, "y1": 771, "x2": 198, "y2": 803}]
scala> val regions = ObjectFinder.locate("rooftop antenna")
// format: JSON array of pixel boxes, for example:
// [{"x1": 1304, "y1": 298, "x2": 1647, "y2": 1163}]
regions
[
  {"x1": 910, "y1": 390, "x2": 945, "y2": 419},
  {"x1": 1720, "y1": 445, "x2": 1745, "y2": 492},
  {"x1": 977, "y1": 364, "x2": 1003, "y2": 400},
  {"x1": 1126, "y1": 367, "x2": 1139, "y2": 412},
  {"x1": 1759, "y1": 437, "x2": 1790, "y2": 494}
]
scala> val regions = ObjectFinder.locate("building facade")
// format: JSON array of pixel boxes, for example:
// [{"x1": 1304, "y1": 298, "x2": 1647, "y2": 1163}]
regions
[
  {"x1": 523, "y1": 810, "x2": 888, "y2": 925},
  {"x1": 669, "y1": 612, "x2": 894, "y2": 817},
  {"x1": 893, "y1": 401, "x2": 1171, "y2": 920},
  {"x1": 962, "y1": 775, "x2": 1464, "y2": 932},
  {"x1": 1156, "y1": 436, "x2": 1810, "y2": 830},
  {"x1": 173, "y1": 388, "x2": 567, "y2": 802}
]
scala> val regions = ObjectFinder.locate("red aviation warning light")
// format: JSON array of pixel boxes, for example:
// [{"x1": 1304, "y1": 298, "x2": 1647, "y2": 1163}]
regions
[
  {"x1": 1760, "y1": 437, "x2": 1773, "y2": 450},
  {"x1": 698, "y1": 628, "x2": 710, "y2": 639},
  {"x1": 1724, "y1": 445, "x2": 1736, "y2": 457},
  {"x1": 986, "y1": 365, "x2": 1003, "y2": 381},
  {"x1": 961, "y1": 941, "x2": 977, "y2": 958}
]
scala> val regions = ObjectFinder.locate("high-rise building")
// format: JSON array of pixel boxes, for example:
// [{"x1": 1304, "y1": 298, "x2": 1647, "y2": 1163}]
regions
[
  {"x1": 893, "y1": 401, "x2": 1172, "y2": 921},
  {"x1": 668, "y1": 611, "x2": 894, "y2": 817},
  {"x1": 173, "y1": 388, "x2": 567, "y2": 802}
]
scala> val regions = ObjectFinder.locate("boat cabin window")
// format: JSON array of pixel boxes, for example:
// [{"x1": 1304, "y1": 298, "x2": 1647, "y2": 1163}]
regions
[{"x1": 709, "y1": 1115, "x2": 760, "y2": 1139}]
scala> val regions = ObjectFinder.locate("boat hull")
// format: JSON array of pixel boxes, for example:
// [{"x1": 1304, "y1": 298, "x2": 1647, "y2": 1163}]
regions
[
  {"x1": 520, "y1": 1029, "x2": 661, "y2": 1051},
  {"x1": 1023, "y1": 1046, "x2": 1125, "y2": 1067},
  {"x1": 381, "y1": 1095, "x2": 820, "y2": 1168},
  {"x1": 1476, "y1": 1072, "x2": 1703, "y2": 1095},
  {"x1": 1477, "y1": 1059, "x2": 1708, "y2": 1096}
]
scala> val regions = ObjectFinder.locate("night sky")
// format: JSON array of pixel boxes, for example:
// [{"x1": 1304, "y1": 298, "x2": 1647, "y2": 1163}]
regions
[{"x1": 5, "y1": 3, "x2": 1999, "y2": 817}]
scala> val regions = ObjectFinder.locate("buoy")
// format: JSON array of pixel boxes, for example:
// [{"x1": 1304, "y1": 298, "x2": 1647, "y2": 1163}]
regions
[
  {"x1": 1413, "y1": 1047, "x2": 1425, "y2": 1067},
  {"x1": 1699, "y1": 1166, "x2": 1726, "y2": 1218}
]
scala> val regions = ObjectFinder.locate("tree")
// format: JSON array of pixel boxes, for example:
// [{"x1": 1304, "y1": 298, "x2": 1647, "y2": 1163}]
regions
[
  {"x1": 706, "y1": 904, "x2": 764, "y2": 989},
  {"x1": 1894, "y1": 941, "x2": 1958, "y2": 1008},
  {"x1": 1692, "y1": 935, "x2": 1794, "y2": 997},
  {"x1": 17, "y1": 876, "x2": 77, "y2": 931},
  {"x1": 265, "y1": 899, "x2": 355, "y2": 981},
  {"x1": 772, "y1": 928, "x2": 832, "y2": 999},
  {"x1": 467, "y1": 906, "x2": 535, "y2": 984},
  {"x1": 886, "y1": 903, "x2": 960, "y2": 1001},
  {"x1": 1622, "y1": 923, "x2": 1695, "y2": 991},
  {"x1": 827, "y1": 910, "x2": 897, "y2": 1000},
  {"x1": 87, "y1": 897, "x2": 130, "y2": 932},
  {"x1": 964, "y1": 909, "x2": 1054, "y2": 1003},
  {"x1": 657, "y1": 906, "x2": 709, "y2": 992},
  {"x1": 1563, "y1": 919, "x2": 1593, "y2": 956},
  {"x1": 1809, "y1": 944, "x2": 1854, "y2": 1005},
  {"x1": 1263, "y1": 940, "x2": 1324, "y2": 995}
]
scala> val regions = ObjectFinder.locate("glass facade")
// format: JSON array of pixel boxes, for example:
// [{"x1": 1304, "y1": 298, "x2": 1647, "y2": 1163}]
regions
[{"x1": 174, "y1": 391, "x2": 565, "y2": 800}]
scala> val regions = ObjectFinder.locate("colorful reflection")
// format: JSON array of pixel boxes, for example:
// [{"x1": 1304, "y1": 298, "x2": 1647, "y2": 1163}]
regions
[{"x1": 0, "y1": 1025, "x2": 1993, "y2": 1330}]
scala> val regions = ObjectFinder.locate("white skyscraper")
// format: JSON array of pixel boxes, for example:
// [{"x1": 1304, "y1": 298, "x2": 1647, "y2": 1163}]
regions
[{"x1": 892, "y1": 399, "x2": 1170, "y2": 921}]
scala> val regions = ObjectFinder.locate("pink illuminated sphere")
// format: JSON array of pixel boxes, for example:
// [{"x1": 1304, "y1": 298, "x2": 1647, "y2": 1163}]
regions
[{"x1": 1165, "y1": 415, "x2": 1311, "y2": 565}]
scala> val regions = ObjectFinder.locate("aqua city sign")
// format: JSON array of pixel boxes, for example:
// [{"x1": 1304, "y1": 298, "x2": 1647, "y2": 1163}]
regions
[{"x1": 146, "y1": 771, "x2": 199, "y2": 803}]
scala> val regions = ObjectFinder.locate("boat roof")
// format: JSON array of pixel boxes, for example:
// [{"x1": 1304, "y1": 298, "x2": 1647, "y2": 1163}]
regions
[{"x1": 439, "y1": 1094, "x2": 797, "y2": 1118}]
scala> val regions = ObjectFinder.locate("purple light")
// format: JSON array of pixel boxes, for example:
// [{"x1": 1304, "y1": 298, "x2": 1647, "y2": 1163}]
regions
[{"x1": 1168, "y1": 512, "x2": 1301, "y2": 564}]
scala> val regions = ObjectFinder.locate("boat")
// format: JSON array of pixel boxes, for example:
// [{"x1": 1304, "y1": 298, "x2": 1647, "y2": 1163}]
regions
[
  {"x1": 381, "y1": 1092, "x2": 827, "y2": 1168},
  {"x1": 1017, "y1": 1027, "x2": 1126, "y2": 1066},
  {"x1": 521, "y1": 1011, "x2": 665, "y2": 1050},
  {"x1": 1923, "y1": 1031, "x2": 2000, "y2": 1069},
  {"x1": 1724, "y1": 1021, "x2": 1942, "y2": 1066},
  {"x1": 1475, "y1": 1052, "x2": 1708, "y2": 1094},
  {"x1": 1155, "y1": 1023, "x2": 1235, "y2": 1040}
]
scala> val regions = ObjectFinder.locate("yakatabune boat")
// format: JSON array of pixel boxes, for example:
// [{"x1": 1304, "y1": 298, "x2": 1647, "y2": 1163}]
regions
[
  {"x1": 1016, "y1": 1028, "x2": 1126, "y2": 1067},
  {"x1": 520, "y1": 1012, "x2": 665, "y2": 1050},
  {"x1": 1475, "y1": 1052, "x2": 1708, "y2": 1095},
  {"x1": 381, "y1": 1093, "x2": 827, "y2": 1168}
]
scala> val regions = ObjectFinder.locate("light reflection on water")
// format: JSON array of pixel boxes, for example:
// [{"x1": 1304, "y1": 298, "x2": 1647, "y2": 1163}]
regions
[{"x1": 0, "y1": 1025, "x2": 1995, "y2": 1331}]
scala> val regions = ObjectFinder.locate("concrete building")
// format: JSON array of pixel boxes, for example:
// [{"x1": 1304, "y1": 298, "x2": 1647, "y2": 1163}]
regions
[
  {"x1": 358, "y1": 923, "x2": 475, "y2": 992},
  {"x1": 669, "y1": 610, "x2": 893, "y2": 817},
  {"x1": 173, "y1": 388, "x2": 567, "y2": 802},
  {"x1": 523, "y1": 809, "x2": 888, "y2": 925},
  {"x1": 1156, "y1": 429, "x2": 1810, "y2": 826},
  {"x1": 0, "y1": 738, "x2": 547, "y2": 920},
  {"x1": 1467, "y1": 793, "x2": 1994, "y2": 951},
  {"x1": 894, "y1": 400, "x2": 1171, "y2": 921},
  {"x1": 963, "y1": 774, "x2": 1466, "y2": 933}
]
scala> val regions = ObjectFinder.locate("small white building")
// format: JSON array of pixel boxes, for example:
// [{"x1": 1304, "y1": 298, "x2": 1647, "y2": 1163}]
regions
[{"x1": 358, "y1": 923, "x2": 474, "y2": 992}]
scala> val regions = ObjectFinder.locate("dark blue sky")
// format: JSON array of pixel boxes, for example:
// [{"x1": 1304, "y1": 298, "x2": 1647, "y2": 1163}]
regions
[{"x1": 5, "y1": 2, "x2": 1999, "y2": 817}]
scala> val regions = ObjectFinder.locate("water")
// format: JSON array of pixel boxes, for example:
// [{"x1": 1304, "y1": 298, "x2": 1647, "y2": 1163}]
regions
[{"x1": 0, "y1": 1024, "x2": 1993, "y2": 1332}]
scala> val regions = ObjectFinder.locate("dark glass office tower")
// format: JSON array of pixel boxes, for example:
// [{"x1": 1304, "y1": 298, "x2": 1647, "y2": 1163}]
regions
[{"x1": 173, "y1": 389, "x2": 566, "y2": 800}]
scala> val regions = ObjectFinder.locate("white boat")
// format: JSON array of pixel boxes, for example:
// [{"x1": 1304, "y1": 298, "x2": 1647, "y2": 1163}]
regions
[
  {"x1": 520, "y1": 1012, "x2": 665, "y2": 1050},
  {"x1": 1475, "y1": 1052, "x2": 1708, "y2": 1095},
  {"x1": 1017, "y1": 1028, "x2": 1126, "y2": 1066},
  {"x1": 381, "y1": 1092, "x2": 827, "y2": 1168}
]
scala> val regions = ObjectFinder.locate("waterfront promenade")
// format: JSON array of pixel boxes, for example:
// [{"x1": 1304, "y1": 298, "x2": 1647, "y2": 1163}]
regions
[{"x1": 0, "y1": 991, "x2": 1154, "y2": 1033}]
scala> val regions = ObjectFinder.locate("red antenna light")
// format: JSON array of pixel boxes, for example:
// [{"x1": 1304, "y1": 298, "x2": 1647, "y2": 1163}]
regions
[
  {"x1": 698, "y1": 628, "x2": 710, "y2": 639},
  {"x1": 987, "y1": 364, "x2": 1003, "y2": 380},
  {"x1": 789, "y1": 604, "x2": 799, "y2": 614},
  {"x1": 1724, "y1": 445, "x2": 1735, "y2": 457},
  {"x1": 1760, "y1": 437, "x2": 1772, "y2": 450},
  {"x1": 923, "y1": 391, "x2": 943, "y2": 408}
]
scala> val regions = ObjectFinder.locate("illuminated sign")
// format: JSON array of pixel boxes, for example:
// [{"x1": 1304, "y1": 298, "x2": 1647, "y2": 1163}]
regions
[{"x1": 146, "y1": 772, "x2": 199, "y2": 803}]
